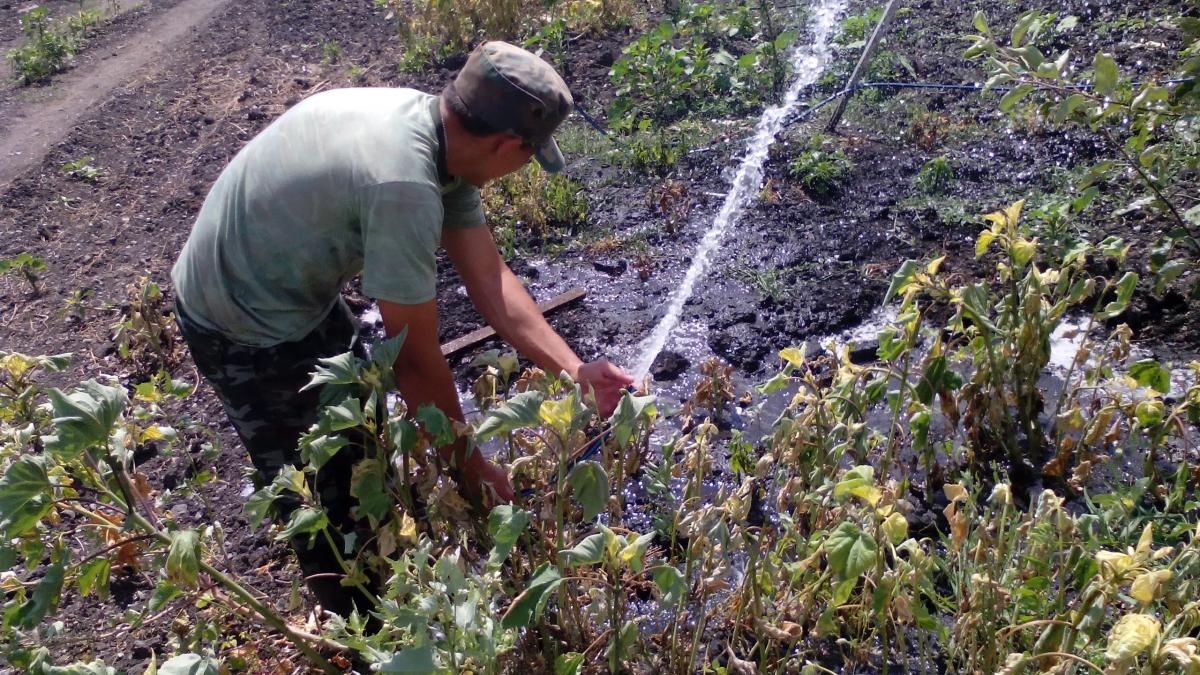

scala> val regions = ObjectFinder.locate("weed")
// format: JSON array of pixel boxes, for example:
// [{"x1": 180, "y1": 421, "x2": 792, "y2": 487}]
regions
[
  {"x1": 57, "y1": 287, "x2": 95, "y2": 322},
  {"x1": 7, "y1": 7, "x2": 77, "y2": 85},
  {"x1": 915, "y1": 155, "x2": 955, "y2": 193},
  {"x1": 60, "y1": 156, "x2": 101, "y2": 182},
  {"x1": 788, "y1": 135, "x2": 854, "y2": 198},
  {"x1": 646, "y1": 179, "x2": 691, "y2": 234},
  {"x1": 905, "y1": 106, "x2": 949, "y2": 150},
  {"x1": 321, "y1": 39, "x2": 343, "y2": 64},
  {"x1": 111, "y1": 277, "x2": 178, "y2": 377},
  {"x1": 483, "y1": 164, "x2": 588, "y2": 251},
  {"x1": 0, "y1": 252, "x2": 47, "y2": 294},
  {"x1": 731, "y1": 262, "x2": 786, "y2": 302}
]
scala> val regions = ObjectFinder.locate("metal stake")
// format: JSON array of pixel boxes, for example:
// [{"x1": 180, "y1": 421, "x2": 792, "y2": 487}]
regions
[{"x1": 826, "y1": 0, "x2": 903, "y2": 132}]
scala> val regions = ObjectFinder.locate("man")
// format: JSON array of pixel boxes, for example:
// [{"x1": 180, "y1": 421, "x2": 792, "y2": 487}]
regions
[{"x1": 171, "y1": 41, "x2": 634, "y2": 615}]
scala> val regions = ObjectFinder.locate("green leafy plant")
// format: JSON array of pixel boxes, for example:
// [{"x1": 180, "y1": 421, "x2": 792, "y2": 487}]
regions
[
  {"x1": 320, "y1": 39, "x2": 342, "y2": 64},
  {"x1": 6, "y1": 7, "x2": 77, "y2": 85},
  {"x1": 915, "y1": 155, "x2": 955, "y2": 193},
  {"x1": 482, "y1": 163, "x2": 588, "y2": 252},
  {"x1": 110, "y1": 277, "x2": 178, "y2": 377},
  {"x1": 60, "y1": 156, "x2": 101, "y2": 182},
  {"x1": 0, "y1": 253, "x2": 47, "y2": 294},
  {"x1": 788, "y1": 136, "x2": 854, "y2": 198},
  {"x1": 966, "y1": 10, "x2": 1200, "y2": 297}
]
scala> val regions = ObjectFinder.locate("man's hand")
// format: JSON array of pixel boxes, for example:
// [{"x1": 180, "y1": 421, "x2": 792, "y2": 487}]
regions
[
  {"x1": 576, "y1": 358, "x2": 635, "y2": 418},
  {"x1": 459, "y1": 455, "x2": 515, "y2": 508}
]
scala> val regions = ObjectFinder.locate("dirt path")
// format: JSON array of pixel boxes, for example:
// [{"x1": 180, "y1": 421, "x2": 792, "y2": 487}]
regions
[{"x1": 0, "y1": 0, "x2": 232, "y2": 187}]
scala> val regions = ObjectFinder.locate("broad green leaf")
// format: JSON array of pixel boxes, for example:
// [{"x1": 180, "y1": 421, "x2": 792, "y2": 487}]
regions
[
  {"x1": 998, "y1": 83, "x2": 1035, "y2": 112},
  {"x1": 555, "y1": 653, "x2": 585, "y2": 675},
  {"x1": 1093, "y1": 53, "x2": 1118, "y2": 97},
  {"x1": 559, "y1": 531, "x2": 607, "y2": 567},
  {"x1": 475, "y1": 390, "x2": 544, "y2": 441},
  {"x1": 487, "y1": 505, "x2": 531, "y2": 568},
  {"x1": 350, "y1": 459, "x2": 392, "y2": 528},
  {"x1": 652, "y1": 565, "x2": 686, "y2": 606},
  {"x1": 884, "y1": 260, "x2": 921, "y2": 303},
  {"x1": 1105, "y1": 614, "x2": 1160, "y2": 662},
  {"x1": 567, "y1": 461, "x2": 610, "y2": 521},
  {"x1": 825, "y1": 522, "x2": 878, "y2": 580},
  {"x1": 0, "y1": 455, "x2": 53, "y2": 538},
  {"x1": 1100, "y1": 272, "x2": 1138, "y2": 319},
  {"x1": 415, "y1": 404, "x2": 456, "y2": 447},
  {"x1": 244, "y1": 484, "x2": 279, "y2": 529},
  {"x1": 15, "y1": 562, "x2": 64, "y2": 628},
  {"x1": 319, "y1": 396, "x2": 364, "y2": 432},
  {"x1": 1135, "y1": 400, "x2": 1164, "y2": 427},
  {"x1": 370, "y1": 328, "x2": 408, "y2": 374},
  {"x1": 1154, "y1": 260, "x2": 1187, "y2": 294},
  {"x1": 972, "y1": 10, "x2": 990, "y2": 34},
  {"x1": 605, "y1": 620, "x2": 638, "y2": 664},
  {"x1": 44, "y1": 380, "x2": 128, "y2": 459},
  {"x1": 501, "y1": 563, "x2": 562, "y2": 629},
  {"x1": 275, "y1": 507, "x2": 328, "y2": 543},
  {"x1": 610, "y1": 390, "x2": 657, "y2": 449},
  {"x1": 146, "y1": 580, "x2": 182, "y2": 614},
  {"x1": 378, "y1": 646, "x2": 437, "y2": 673},
  {"x1": 299, "y1": 433, "x2": 348, "y2": 471},
  {"x1": 77, "y1": 558, "x2": 110, "y2": 599},
  {"x1": 301, "y1": 351, "x2": 360, "y2": 391},
  {"x1": 1128, "y1": 359, "x2": 1171, "y2": 393},
  {"x1": 156, "y1": 654, "x2": 220, "y2": 675},
  {"x1": 166, "y1": 530, "x2": 200, "y2": 587}
]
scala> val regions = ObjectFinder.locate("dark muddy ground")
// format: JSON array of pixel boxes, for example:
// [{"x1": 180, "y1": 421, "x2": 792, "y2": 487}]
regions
[{"x1": 0, "y1": 0, "x2": 1195, "y2": 671}]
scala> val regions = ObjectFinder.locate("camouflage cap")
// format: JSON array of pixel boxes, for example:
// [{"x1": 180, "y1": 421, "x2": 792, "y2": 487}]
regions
[{"x1": 452, "y1": 41, "x2": 574, "y2": 172}]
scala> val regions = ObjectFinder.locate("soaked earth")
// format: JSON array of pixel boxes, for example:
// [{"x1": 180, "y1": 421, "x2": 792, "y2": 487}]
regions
[{"x1": 0, "y1": 0, "x2": 1194, "y2": 670}]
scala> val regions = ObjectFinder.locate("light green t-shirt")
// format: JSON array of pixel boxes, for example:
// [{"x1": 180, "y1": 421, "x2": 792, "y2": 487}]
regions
[{"x1": 171, "y1": 88, "x2": 484, "y2": 347}]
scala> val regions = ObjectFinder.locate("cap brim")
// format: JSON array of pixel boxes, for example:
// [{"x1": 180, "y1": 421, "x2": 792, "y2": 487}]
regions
[{"x1": 533, "y1": 137, "x2": 565, "y2": 173}]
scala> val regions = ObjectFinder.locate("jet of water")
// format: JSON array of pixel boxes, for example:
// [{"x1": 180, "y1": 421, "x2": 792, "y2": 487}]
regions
[{"x1": 632, "y1": 0, "x2": 848, "y2": 381}]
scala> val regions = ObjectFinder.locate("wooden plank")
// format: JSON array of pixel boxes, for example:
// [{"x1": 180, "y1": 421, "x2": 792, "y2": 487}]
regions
[
  {"x1": 826, "y1": 0, "x2": 903, "y2": 132},
  {"x1": 440, "y1": 287, "x2": 587, "y2": 358}
]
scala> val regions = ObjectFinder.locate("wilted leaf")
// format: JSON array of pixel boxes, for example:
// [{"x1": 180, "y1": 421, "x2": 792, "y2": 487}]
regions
[
  {"x1": 166, "y1": 530, "x2": 200, "y2": 587},
  {"x1": 44, "y1": 380, "x2": 129, "y2": 459},
  {"x1": 833, "y1": 465, "x2": 882, "y2": 506},
  {"x1": 567, "y1": 461, "x2": 609, "y2": 521},
  {"x1": 882, "y1": 511, "x2": 908, "y2": 545},
  {"x1": 1105, "y1": 614, "x2": 1160, "y2": 662},
  {"x1": 1130, "y1": 570, "x2": 1172, "y2": 605},
  {"x1": 349, "y1": 459, "x2": 392, "y2": 528}
]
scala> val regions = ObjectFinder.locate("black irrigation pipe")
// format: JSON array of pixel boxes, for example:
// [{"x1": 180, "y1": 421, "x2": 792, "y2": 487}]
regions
[{"x1": 568, "y1": 76, "x2": 1194, "y2": 157}]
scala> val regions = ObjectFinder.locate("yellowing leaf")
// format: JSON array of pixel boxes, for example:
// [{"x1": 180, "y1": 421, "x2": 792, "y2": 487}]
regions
[
  {"x1": 1012, "y1": 238, "x2": 1037, "y2": 267},
  {"x1": 1105, "y1": 614, "x2": 1160, "y2": 662},
  {"x1": 882, "y1": 512, "x2": 908, "y2": 545},
  {"x1": 1136, "y1": 522, "x2": 1154, "y2": 557},
  {"x1": 926, "y1": 255, "x2": 946, "y2": 275},
  {"x1": 539, "y1": 396, "x2": 575, "y2": 436},
  {"x1": 1096, "y1": 550, "x2": 1135, "y2": 579},
  {"x1": 943, "y1": 483, "x2": 968, "y2": 503},
  {"x1": 779, "y1": 346, "x2": 807, "y2": 368},
  {"x1": 1130, "y1": 570, "x2": 1172, "y2": 605}
]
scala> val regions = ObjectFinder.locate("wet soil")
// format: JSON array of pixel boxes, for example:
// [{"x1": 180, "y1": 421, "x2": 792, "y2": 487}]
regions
[{"x1": 0, "y1": 0, "x2": 1195, "y2": 671}]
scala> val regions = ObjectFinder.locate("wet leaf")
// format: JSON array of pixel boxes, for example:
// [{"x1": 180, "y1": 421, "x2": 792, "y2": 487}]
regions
[
  {"x1": 476, "y1": 390, "x2": 544, "y2": 441},
  {"x1": 826, "y1": 522, "x2": 878, "y2": 580},
  {"x1": 1105, "y1": 614, "x2": 1160, "y2": 662},
  {"x1": 487, "y1": 505, "x2": 531, "y2": 568},
  {"x1": 501, "y1": 563, "x2": 562, "y2": 629},
  {"x1": 567, "y1": 461, "x2": 610, "y2": 521}
]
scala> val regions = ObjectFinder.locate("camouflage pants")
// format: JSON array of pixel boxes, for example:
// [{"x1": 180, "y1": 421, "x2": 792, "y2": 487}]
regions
[{"x1": 175, "y1": 298, "x2": 376, "y2": 617}]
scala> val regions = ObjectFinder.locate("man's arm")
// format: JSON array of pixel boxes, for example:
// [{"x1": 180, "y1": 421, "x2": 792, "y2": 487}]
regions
[
  {"x1": 377, "y1": 298, "x2": 513, "y2": 503},
  {"x1": 442, "y1": 225, "x2": 633, "y2": 414}
]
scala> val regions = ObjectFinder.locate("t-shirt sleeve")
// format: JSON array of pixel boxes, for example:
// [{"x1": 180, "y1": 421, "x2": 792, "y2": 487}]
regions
[
  {"x1": 441, "y1": 179, "x2": 486, "y2": 230},
  {"x1": 358, "y1": 181, "x2": 443, "y2": 305}
]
